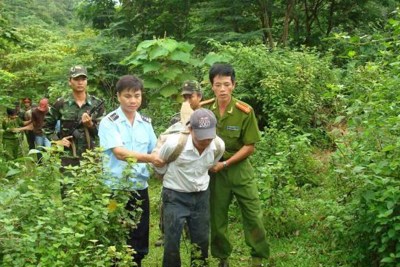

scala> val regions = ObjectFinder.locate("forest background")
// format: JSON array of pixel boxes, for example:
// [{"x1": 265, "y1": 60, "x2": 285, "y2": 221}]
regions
[{"x1": 0, "y1": 0, "x2": 399, "y2": 266}]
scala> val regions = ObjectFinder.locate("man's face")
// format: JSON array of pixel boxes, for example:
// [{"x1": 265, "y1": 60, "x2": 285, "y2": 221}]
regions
[
  {"x1": 117, "y1": 88, "x2": 142, "y2": 114},
  {"x1": 211, "y1": 75, "x2": 235, "y2": 102},
  {"x1": 69, "y1": 76, "x2": 88, "y2": 93},
  {"x1": 191, "y1": 130, "x2": 213, "y2": 152},
  {"x1": 23, "y1": 100, "x2": 31, "y2": 108},
  {"x1": 188, "y1": 92, "x2": 202, "y2": 110}
]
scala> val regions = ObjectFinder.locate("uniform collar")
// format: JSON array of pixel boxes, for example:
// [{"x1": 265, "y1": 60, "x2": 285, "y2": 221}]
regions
[
  {"x1": 211, "y1": 97, "x2": 236, "y2": 116},
  {"x1": 66, "y1": 93, "x2": 92, "y2": 106},
  {"x1": 116, "y1": 107, "x2": 143, "y2": 124}
]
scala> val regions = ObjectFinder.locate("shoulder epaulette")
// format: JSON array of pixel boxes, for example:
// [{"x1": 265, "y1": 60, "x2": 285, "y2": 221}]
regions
[
  {"x1": 108, "y1": 112, "x2": 119, "y2": 122},
  {"x1": 141, "y1": 115, "x2": 152, "y2": 123},
  {"x1": 199, "y1": 98, "x2": 215, "y2": 107},
  {"x1": 53, "y1": 98, "x2": 65, "y2": 110},
  {"x1": 235, "y1": 101, "x2": 251, "y2": 114}
]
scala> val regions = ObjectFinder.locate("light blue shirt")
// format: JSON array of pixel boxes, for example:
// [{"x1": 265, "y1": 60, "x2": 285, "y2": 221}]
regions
[{"x1": 99, "y1": 107, "x2": 157, "y2": 190}]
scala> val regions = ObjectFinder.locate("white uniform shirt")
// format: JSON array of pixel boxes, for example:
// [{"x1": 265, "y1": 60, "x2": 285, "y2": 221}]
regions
[{"x1": 157, "y1": 134, "x2": 224, "y2": 192}]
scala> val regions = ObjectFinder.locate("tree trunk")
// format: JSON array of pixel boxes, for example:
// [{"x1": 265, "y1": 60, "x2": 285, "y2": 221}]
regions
[
  {"x1": 258, "y1": 0, "x2": 275, "y2": 49},
  {"x1": 326, "y1": 0, "x2": 336, "y2": 36},
  {"x1": 281, "y1": 0, "x2": 296, "y2": 47}
]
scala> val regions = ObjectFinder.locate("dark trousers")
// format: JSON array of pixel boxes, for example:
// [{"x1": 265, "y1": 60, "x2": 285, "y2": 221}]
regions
[
  {"x1": 162, "y1": 187, "x2": 210, "y2": 267},
  {"x1": 25, "y1": 131, "x2": 36, "y2": 150},
  {"x1": 126, "y1": 189, "x2": 150, "y2": 267}
]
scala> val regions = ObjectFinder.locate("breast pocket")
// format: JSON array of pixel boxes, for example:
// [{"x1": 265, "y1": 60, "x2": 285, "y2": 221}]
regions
[
  {"x1": 223, "y1": 129, "x2": 241, "y2": 150},
  {"x1": 133, "y1": 131, "x2": 150, "y2": 152}
]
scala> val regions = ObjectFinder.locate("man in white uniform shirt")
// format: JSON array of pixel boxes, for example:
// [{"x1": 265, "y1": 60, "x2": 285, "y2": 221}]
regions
[{"x1": 155, "y1": 108, "x2": 225, "y2": 267}]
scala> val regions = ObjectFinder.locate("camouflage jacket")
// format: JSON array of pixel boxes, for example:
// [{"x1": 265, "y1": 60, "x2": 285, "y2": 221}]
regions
[{"x1": 44, "y1": 93, "x2": 105, "y2": 162}]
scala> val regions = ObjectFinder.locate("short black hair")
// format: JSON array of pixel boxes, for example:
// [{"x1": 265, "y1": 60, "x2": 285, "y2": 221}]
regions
[
  {"x1": 22, "y1": 97, "x2": 32, "y2": 103},
  {"x1": 6, "y1": 107, "x2": 17, "y2": 116},
  {"x1": 209, "y1": 63, "x2": 236, "y2": 84},
  {"x1": 115, "y1": 75, "x2": 144, "y2": 94}
]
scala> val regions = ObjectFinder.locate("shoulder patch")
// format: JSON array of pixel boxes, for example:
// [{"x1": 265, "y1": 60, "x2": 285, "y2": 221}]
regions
[
  {"x1": 235, "y1": 101, "x2": 251, "y2": 114},
  {"x1": 141, "y1": 114, "x2": 152, "y2": 123},
  {"x1": 108, "y1": 112, "x2": 119, "y2": 122},
  {"x1": 199, "y1": 98, "x2": 215, "y2": 107},
  {"x1": 53, "y1": 98, "x2": 64, "y2": 110}
]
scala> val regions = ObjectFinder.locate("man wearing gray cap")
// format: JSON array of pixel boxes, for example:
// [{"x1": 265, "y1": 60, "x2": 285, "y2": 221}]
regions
[{"x1": 154, "y1": 108, "x2": 225, "y2": 267}]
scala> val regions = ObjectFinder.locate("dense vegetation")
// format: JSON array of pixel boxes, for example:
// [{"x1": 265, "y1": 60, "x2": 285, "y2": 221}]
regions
[{"x1": 0, "y1": 0, "x2": 399, "y2": 266}]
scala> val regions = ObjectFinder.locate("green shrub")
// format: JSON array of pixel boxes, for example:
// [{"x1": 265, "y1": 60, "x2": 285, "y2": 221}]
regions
[
  {"x1": 328, "y1": 58, "x2": 400, "y2": 266},
  {"x1": 252, "y1": 125, "x2": 326, "y2": 237},
  {"x1": 0, "y1": 147, "x2": 135, "y2": 267}
]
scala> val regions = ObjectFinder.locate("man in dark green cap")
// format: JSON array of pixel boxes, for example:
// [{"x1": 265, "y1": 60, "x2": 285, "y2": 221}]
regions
[
  {"x1": 44, "y1": 65, "x2": 105, "y2": 167},
  {"x1": 204, "y1": 63, "x2": 269, "y2": 267}
]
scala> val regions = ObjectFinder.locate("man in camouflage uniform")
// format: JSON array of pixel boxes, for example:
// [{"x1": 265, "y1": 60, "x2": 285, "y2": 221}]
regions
[
  {"x1": 44, "y1": 65, "x2": 105, "y2": 167},
  {"x1": 204, "y1": 63, "x2": 270, "y2": 267},
  {"x1": 1, "y1": 107, "x2": 25, "y2": 160}
]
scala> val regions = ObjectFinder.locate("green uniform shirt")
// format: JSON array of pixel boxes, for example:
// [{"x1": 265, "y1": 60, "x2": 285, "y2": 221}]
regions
[
  {"x1": 2, "y1": 117, "x2": 23, "y2": 139},
  {"x1": 205, "y1": 97, "x2": 260, "y2": 160},
  {"x1": 44, "y1": 93, "x2": 105, "y2": 161}
]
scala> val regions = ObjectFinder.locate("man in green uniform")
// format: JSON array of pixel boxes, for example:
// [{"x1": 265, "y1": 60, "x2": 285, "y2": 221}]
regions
[
  {"x1": 1, "y1": 108, "x2": 25, "y2": 160},
  {"x1": 205, "y1": 63, "x2": 269, "y2": 267},
  {"x1": 44, "y1": 65, "x2": 105, "y2": 167}
]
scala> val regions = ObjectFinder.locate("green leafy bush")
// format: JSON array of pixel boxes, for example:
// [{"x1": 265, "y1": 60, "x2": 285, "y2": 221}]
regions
[
  {"x1": 0, "y1": 147, "x2": 135, "y2": 267},
  {"x1": 206, "y1": 43, "x2": 342, "y2": 136},
  {"x1": 328, "y1": 56, "x2": 400, "y2": 267},
  {"x1": 251, "y1": 125, "x2": 326, "y2": 237},
  {"x1": 121, "y1": 38, "x2": 201, "y2": 99}
]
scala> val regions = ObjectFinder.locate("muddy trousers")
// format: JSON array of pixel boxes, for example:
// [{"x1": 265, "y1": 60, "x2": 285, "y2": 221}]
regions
[{"x1": 162, "y1": 187, "x2": 210, "y2": 267}]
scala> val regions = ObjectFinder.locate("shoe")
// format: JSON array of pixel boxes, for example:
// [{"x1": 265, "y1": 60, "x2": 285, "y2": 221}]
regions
[
  {"x1": 251, "y1": 257, "x2": 264, "y2": 267},
  {"x1": 155, "y1": 236, "x2": 164, "y2": 247},
  {"x1": 218, "y1": 259, "x2": 229, "y2": 267}
]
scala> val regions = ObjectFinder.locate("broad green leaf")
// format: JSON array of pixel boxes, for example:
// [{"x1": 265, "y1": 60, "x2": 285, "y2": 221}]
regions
[
  {"x1": 6, "y1": 168, "x2": 20, "y2": 177},
  {"x1": 160, "y1": 84, "x2": 179, "y2": 97},
  {"x1": 160, "y1": 39, "x2": 178, "y2": 52},
  {"x1": 142, "y1": 62, "x2": 162, "y2": 73},
  {"x1": 380, "y1": 257, "x2": 394, "y2": 263},
  {"x1": 137, "y1": 40, "x2": 157, "y2": 50},
  {"x1": 149, "y1": 46, "x2": 169, "y2": 60},
  {"x1": 169, "y1": 50, "x2": 191, "y2": 63},
  {"x1": 176, "y1": 42, "x2": 195, "y2": 53},
  {"x1": 378, "y1": 209, "x2": 393, "y2": 218},
  {"x1": 143, "y1": 78, "x2": 162, "y2": 89},
  {"x1": 161, "y1": 67, "x2": 182, "y2": 80},
  {"x1": 201, "y1": 52, "x2": 232, "y2": 66}
]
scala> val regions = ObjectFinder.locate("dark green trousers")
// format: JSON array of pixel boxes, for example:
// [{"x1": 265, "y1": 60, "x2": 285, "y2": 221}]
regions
[
  {"x1": 210, "y1": 158, "x2": 269, "y2": 260},
  {"x1": 3, "y1": 138, "x2": 22, "y2": 160}
]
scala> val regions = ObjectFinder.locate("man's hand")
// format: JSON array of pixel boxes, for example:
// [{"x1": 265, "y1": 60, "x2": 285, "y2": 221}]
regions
[
  {"x1": 210, "y1": 162, "x2": 225, "y2": 173},
  {"x1": 151, "y1": 154, "x2": 165, "y2": 168},
  {"x1": 81, "y1": 113, "x2": 94, "y2": 128},
  {"x1": 55, "y1": 136, "x2": 73, "y2": 147}
]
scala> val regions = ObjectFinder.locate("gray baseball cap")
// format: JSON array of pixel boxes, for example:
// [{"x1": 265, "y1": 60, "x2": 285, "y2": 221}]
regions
[{"x1": 189, "y1": 108, "x2": 217, "y2": 140}]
